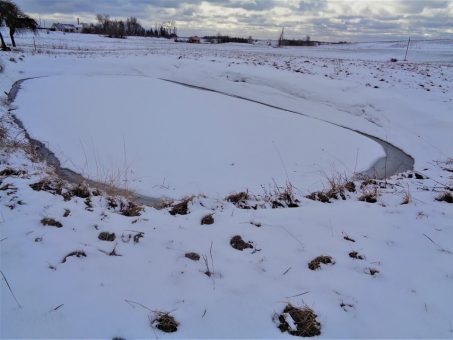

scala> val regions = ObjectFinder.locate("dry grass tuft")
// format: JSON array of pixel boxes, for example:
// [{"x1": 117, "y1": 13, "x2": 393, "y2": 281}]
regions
[
  {"x1": 201, "y1": 214, "x2": 214, "y2": 225},
  {"x1": 276, "y1": 304, "x2": 321, "y2": 337},
  {"x1": 41, "y1": 217, "x2": 63, "y2": 228},
  {"x1": 230, "y1": 235, "x2": 253, "y2": 251},
  {"x1": 169, "y1": 197, "x2": 193, "y2": 216},
  {"x1": 152, "y1": 312, "x2": 179, "y2": 333},
  {"x1": 98, "y1": 232, "x2": 116, "y2": 241},
  {"x1": 349, "y1": 251, "x2": 364, "y2": 260},
  {"x1": 308, "y1": 255, "x2": 334, "y2": 270},
  {"x1": 435, "y1": 192, "x2": 453, "y2": 204},
  {"x1": 120, "y1": 201, "x2": 143, "y2": 217}
]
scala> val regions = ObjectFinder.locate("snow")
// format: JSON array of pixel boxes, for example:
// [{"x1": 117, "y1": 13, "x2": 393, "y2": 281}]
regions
[{"x1": 1, "y1": 31, "x2": 453, "y2": 339}]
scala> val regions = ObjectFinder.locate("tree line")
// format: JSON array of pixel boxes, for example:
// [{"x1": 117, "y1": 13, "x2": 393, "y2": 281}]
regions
[
  {"x1": 0, "y1": 0, "x2": 37, "y2": 50},
  {"x1": 82, "y1": 14, "x2": 177, "y2": 39}
]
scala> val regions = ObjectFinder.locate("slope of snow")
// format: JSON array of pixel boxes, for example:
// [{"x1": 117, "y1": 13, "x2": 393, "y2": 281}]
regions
[{"x1": 1, "y1": 32, "x2": 453, "y2": 339}]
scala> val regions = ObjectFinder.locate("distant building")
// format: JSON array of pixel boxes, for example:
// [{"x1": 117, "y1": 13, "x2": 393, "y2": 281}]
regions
[
  {"x1": 51, "y1": 23, "x2": 77, "y2": 33},
  {"x1": 189, "y1": 36, "x2": 201, "y2": 43}
]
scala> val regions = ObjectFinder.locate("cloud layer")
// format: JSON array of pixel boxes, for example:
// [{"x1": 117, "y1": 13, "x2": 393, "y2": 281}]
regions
[{"x1": 13, "y1": 0, "x2": 453, "y2": 41}]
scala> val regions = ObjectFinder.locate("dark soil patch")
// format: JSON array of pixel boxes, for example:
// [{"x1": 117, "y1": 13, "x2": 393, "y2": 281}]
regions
[
  {"x1": 61, "y1": 250, "x2": 86, "y2": 263},
  {"x1": 349, "y1": 251, "x2": 364, "y2": 260},
  {"x1": 436, "y1": 192, "x2": 453, "y2": 203},
  {"x1": 98, "y1": 232, "x2": 116, "y2": 242},
  {"x1": 185, "y1": 252, "x2": 200, "y2": 261},
  {"x1": 230, "y1": 235, "x2": 253, "y2": 251},
  {"x1": 201, "y1": 214, "x2": 214, "y2": 225},
  {"x1": 41, "y1": 217, "x2": 63, "y2": 228},
  {"x1": 277, "y1": 304, "x2": 321, "y2": 337},
  {"x1": 308, "y1": 255, "x2": 334, "y2": 270},
  {"x1": 63, "y1": 209, "x2": 71, "y2": 217},
  {"x1": 152, "y1": 313, "x2": 179, "y2": 333}
]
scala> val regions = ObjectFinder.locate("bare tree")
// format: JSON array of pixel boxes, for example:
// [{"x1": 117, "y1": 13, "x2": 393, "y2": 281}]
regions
[{"x1": 0, "y1": 0, "x2": 37, "y2": 49}]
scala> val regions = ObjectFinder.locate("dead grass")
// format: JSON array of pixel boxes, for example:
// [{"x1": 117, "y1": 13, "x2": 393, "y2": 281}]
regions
[
  {"x1": 306, "y1": 173, "x2": 356, "y2": 203},
  {"x1": 152, "y1": 312, "x2": 179, "y2": 333},
  {"x1": 169, "y1": 197, "x2": 193, "y2": 216},
  {"x1": 70, "y1": 183, "x2": 90, "y2": 198},
  {"x1": 120, "y1": 201, "x2": 143, "y2": 217},
  {"x1": 276, "y1": 304, "x2": 321, "y2": 337},
  {"x1": 358, "y1": 187, "x2": 378, "y2": 203},
  {"x1": 40, "y1": 217, "x2": 63, "y2": 228},
  {"x1": 308, "y1": 255, "x2": 334, "y2": 270},
  {"x1": 0, "y1": 167, "x2": 26, "y2": 177}
]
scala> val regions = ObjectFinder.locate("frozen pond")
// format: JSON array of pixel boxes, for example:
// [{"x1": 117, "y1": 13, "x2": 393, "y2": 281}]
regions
[{"x1": 14, "y1": 75, "x2": 385, "y2": 198}]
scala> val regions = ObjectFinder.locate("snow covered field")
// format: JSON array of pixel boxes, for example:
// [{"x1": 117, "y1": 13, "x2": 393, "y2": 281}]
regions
[{"x1": 1, "y1": 31, "x2": 453, "y2": 339}]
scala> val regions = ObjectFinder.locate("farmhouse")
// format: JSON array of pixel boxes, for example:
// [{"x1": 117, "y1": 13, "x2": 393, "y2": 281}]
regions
[
  {"x1": 189, "y1": 36, "x2": 201, "y2": 43},
  {"x1": 51, "y1": 23, "x2": 77, "y2": 33}
]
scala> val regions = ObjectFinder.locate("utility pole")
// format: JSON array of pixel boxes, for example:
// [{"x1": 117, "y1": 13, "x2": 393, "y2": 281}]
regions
[
  {"x1": 278, "y1": 27, "x2": 285, "y2": 47},
  {"x1": 404, "y1": 36, "x2": 411, "y2": 61}
]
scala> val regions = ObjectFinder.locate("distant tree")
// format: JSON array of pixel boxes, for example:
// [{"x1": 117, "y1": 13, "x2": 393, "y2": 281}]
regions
[{"x1": 0, "y1": 0, "x2": 37, "y2": 50}]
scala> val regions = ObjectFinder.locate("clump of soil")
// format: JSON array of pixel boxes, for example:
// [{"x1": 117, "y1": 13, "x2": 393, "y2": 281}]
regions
[
  {"x1": 152, "y1": 313, "x2": 179, "y2": 333},
  {"x1": 185, "y1": 252, "x2": 200, "y2": 261},
  {"x1": 41, "y1": 217, "x2": 63, "y2": 228},
  {"x1": 230, "y1": 235, "x2": 253, "y2": 251},
  {"x1": 277, "y1": 304, "x2": 321, "y2": 337},
  {"x1": 0, "y1": 168, "x2": 25, "y2": 177},
  {"x1": 435, "y1": 192, "x2": 453, "y2": 203},
  {"x1": 120, "y1": 201, "x2": 143, "y2": 217},
  {"x1": 71, "y1": 183, "x2": 91, "y2": 198},
  {"x1": 63, "y1": 209, "x2": 71, "y2": 217},
  {"x1": 349, "y1": 251, "x2": 364, "y2": 260},
  {"x1": 201, "y1": 214, "x2": 214, "y2": 225},
  {"x1": 366, "y1": 268, "x2": 380, "y2": 276},
  {"x1": 98, "y1": 232, "x2": 116, "y2": 241},
  {"x1": 61, "y1": 250, "x2": 86, "y2": 263},
  {"x1": 308, "y1": 255, "x2": 334, "y2": 270},
  {"x1": 169, "y1": 198, "x2": 192, "y2": 215}
]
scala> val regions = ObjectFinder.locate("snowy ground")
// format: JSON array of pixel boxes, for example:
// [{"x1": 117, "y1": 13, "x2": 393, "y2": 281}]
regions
[{"x1": 1, "y1": 31, "x2": 453, "y2": 339}]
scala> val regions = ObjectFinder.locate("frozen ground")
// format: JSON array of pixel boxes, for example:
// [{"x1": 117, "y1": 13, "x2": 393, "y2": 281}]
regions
[{"x1": 1, "y1": 31, "x2": 453, "y2": 339}]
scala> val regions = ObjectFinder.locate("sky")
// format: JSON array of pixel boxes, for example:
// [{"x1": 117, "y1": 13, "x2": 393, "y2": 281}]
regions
[{"x1": 12, "y1": 0, "x2": 453, "y2": 41}]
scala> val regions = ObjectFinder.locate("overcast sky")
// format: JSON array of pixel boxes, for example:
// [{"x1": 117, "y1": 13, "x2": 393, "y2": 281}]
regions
[{"x1": 13, "y1": 0, "x2": 453, "y2": 41}]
